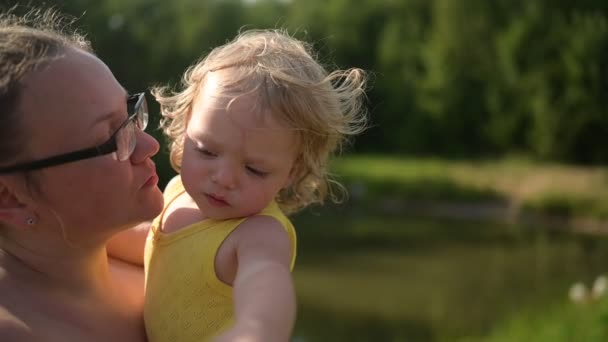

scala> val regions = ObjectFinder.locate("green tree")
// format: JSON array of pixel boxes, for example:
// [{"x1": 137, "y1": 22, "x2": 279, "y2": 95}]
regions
[
  {"x1": 491, "y1": 3, "x2": 608, "y2": 162},
  {"x1": 416, "y1": 0, "x2": 501, "y2": 156},
  {"x1": 13, "y1": 0, "x2": 608, "y2": 163}
]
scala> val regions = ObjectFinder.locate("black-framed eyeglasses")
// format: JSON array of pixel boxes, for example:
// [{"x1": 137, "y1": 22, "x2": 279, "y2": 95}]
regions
[{"x1": 0, "y1": 93, "x2": 148, "y2": 174}]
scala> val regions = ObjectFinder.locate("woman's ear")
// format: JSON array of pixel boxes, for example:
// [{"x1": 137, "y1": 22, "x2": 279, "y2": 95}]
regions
[{"x1": 0, "y1": 179, "x2": 37, "y2": 229}]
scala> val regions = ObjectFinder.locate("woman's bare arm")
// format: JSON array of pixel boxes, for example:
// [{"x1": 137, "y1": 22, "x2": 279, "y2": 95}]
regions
[{"x1": 106, "y1": 221, "x2": 152, "y2": 266}]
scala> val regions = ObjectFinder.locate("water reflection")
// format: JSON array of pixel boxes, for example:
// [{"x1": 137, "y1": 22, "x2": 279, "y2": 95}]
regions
[{"x1": 291, "y1": 208, "x2": 608, "y2": 341}]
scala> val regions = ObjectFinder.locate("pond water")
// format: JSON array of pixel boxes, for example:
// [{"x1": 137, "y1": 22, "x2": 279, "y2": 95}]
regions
[{"x1": 290, "y1": 208, "x2": 608, "y2": 341}]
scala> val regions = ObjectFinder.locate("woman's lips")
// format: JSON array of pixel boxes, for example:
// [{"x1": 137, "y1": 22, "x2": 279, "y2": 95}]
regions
[
  {"x1": 142, "y1": 161, "x2": 159, "y2": 188},
  {"x1": 143, "y1": 173, "x2": 159, "y2": 187}
]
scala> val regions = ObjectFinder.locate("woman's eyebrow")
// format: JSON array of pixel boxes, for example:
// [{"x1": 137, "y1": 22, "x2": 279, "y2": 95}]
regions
[
  {"x1": 90, "y1": 110, "x2": 118, "y2": 128},
  {"x1": 90, "y1": 91, "x2": 129, "y2": 128}
]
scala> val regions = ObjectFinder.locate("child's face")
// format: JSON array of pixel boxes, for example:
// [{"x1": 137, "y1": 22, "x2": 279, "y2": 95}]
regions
[{"x1": 180, "y1": 71, "x2": 298, "y2": 219}]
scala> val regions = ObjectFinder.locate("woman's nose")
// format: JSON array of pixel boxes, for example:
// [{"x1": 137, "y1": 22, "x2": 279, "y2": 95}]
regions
[{"x1": 131, "y1": 130, "x2": 160, "y2": 162}]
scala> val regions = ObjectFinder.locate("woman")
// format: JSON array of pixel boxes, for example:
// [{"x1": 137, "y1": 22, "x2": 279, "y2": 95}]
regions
[{"x1": 0, "y1": 9, "x2": 163, "y2": 341}]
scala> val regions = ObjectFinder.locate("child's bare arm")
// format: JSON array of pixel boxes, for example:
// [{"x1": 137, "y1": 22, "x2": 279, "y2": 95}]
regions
[
  {"x1": 106, "y1": 221, "x2": 152, "y2": 266},
  {"x1": 213, "y1": 216, "x2": 296, "y2": 342}
]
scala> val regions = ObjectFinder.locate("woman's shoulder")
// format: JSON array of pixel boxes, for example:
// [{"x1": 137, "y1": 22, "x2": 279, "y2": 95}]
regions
[
  {"x1": 0, "y1": 314, "x2": 29, "y2": 341},
  {"x1": 0, "y1": 270, "x2": 145, "y2": 342},
  {"x1": 0, "y1": 326, "x2": 33, "y2": 342},
  {"x1": 0, "y1": 300, "x2": 37, "y2": 341},
  {"x1": 0, "y1": 275, "x2": 61, "y2": 341}
]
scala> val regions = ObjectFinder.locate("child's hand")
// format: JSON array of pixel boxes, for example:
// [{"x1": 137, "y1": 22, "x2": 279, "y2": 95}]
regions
[
  {"x1": 212, "y1": 320, "x2": 284, "y2": 342},
  {"x1": 212, "y1": 328, "x2": 262, "y2": 342}
]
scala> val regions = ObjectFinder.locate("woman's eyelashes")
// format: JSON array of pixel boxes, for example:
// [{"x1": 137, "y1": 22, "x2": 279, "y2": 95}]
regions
[{"x1": 107, "y1": 114, "x2": 127, "y2": 136}]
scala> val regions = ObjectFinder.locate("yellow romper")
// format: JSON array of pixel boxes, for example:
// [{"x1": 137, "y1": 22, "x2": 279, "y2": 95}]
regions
[{"x1": 143, "y1": 177, "x2": 297, "y2": 342}]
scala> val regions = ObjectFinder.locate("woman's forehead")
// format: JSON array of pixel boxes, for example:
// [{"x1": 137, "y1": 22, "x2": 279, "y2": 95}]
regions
[
  {"x1": 20, "y1": 50, "x2": 126, "y2": 130},
  {"x1": 15, "y1": 50, "x2": 127, "y2": 159}
]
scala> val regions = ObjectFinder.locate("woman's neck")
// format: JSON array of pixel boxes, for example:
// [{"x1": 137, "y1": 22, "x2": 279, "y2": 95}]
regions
[{"x1": 0, "y1": 236, "x2": 114, "y2": 299}]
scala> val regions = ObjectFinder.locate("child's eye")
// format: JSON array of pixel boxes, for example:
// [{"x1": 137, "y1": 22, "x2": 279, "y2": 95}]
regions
[
  {"x1": 246, "y1": 166, "x2": 267, "y2": 177},
  {"x1": 197, "y1": 148, "x2": 217, "y2": 157}
]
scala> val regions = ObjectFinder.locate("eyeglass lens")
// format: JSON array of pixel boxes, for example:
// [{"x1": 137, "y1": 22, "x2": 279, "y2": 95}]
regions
[{"x1": 116, "y1": 94, "x2": 148, "y2": 161}]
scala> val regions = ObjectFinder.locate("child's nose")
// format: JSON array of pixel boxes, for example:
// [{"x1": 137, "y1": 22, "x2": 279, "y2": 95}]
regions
[{"x1": 212, "y1": 165, "x2": 237, "y2": 190}]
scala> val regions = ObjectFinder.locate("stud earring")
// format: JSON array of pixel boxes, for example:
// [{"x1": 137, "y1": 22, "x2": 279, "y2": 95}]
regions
[{"x1": 26, "y1": 217, "x2": 37, "y2": 226}]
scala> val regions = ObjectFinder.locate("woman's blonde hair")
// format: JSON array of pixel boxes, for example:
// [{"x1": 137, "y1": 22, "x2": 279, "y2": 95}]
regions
[
  {"x1": 0, "y1": 7, "x2": 91, "y2": 168},
  {"x1": 153, "y1": 29, "x2": 368, "y2": 214}
]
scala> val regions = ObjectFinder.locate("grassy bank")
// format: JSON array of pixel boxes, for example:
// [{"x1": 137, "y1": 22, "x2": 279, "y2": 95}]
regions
[
  {"x1": 459, "y1": 295, "x2": 608, "y2": 342},
  {"x1": 331, "y1": 155, "x2": 608, "y2": 223}
]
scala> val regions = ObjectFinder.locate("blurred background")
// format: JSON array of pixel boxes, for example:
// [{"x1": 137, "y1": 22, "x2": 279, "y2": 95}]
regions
[{"x1": 6, "y1": 0, "x2": 608, "y2": 340}]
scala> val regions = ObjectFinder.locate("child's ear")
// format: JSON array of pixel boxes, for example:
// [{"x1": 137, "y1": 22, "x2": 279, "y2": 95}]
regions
[
  {"x1": 283, "y1": 165, "x2": 298, "y2": 189},
  {"x1": 0, "y1": 178, "x2": 37, "y2": 229}
]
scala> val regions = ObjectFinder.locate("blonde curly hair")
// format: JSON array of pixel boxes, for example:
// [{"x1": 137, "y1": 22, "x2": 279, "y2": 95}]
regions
[{"x1": 153, "y1": 29, "x2": 367, "y2": 214}]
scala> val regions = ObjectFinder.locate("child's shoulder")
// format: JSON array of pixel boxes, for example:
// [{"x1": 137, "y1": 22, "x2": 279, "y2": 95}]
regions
[
  {"x1": 234, "y1": 208, "x2": 296, "y2": 249},
  {"x1": 164, "y1": 175, "x2": 183, "y2": 193},
  {"x1": 161, "y1": 175, "x2": 185, "y2": 201},
  {"x1": 233, "y1": 215, "x2": 292, "y2": 250},
  {"x1": 227, "y1": 215, "x2": 296, "y2": 270}
]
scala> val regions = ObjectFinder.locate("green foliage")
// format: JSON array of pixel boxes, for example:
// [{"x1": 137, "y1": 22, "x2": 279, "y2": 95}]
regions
[
  {"x1": 523, "y1": 192, "x2": 608, "y2": 219},
  {"x1": 462, "y1": 296, "x2": 608, "y2": 342},
  {"x1": 523, "y1": 193, "x2": 595, "y2": 218},
  {"x1": 330, "y1": 155, "x2": 608, "y2": 221},
  {"x1": 20, "y1": 0, "x2": 608, "y2": 163},
  {"x1": 417, "y1": 0, "x2": 499, "y2": 155},
  {"x1": 492, "y1": 6, "x2": 608, "y2": 163},
  {"x1": 331, "y1": 155, "x2": 504, "y2": 203}
]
